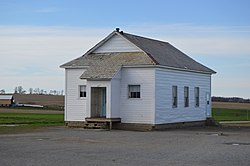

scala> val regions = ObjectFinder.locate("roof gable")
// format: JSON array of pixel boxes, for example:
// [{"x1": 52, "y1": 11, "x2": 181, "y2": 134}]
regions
[{"x1": 93, "y1": 33, "x2": 141, "y2": 53}]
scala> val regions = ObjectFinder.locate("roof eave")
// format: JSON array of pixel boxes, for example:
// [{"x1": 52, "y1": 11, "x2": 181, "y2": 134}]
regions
[
  {"x1": 122, "y1": 64, "x2": 215, "y2": 74},
  {"x1": 156, "y1": 65, "x2": 216, "y2": 74},
  {"x1": 60, "y1": 65, "x2": 89, "y2": 69},
  {"x1": 122, "y1": 64, "x2": 156, "y2": 68},
  {"x1": 81, "y1": 78, "x2": 112, "y2": 81}
]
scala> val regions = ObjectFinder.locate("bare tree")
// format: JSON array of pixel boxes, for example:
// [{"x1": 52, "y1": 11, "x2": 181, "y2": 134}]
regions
[
  {"x1": 0, "y1": 89, "x2": 5, "y2": 94},
  {"x1": 34, "y1": 88, "x2": 40, "y2": 94},
  {"x1": 14, "y1": 87, "x2": 18, "y2": 94},
  {"x1": 28, "y1": 88, "x2": 33, "y2": 94},
  {"x1": 17, "y1": 86, "x2": 26, "y2": 94}
]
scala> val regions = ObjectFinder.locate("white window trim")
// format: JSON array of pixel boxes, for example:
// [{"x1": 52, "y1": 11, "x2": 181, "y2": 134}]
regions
[
  {"x1": 79, "y1": 85, "x2": 87, "y2": 99},
  {"x1": 128, "y1": 84, "x2": 142, "y2": 99},
  {"x1": 172, "y1": 85, "x2": 178, "y2": 108},
  {"x1": 194, "y1": 87, "x2": 199, "y2": 107},
  {"x1": 184, "y1": 86, "x2": 189, "y2": 108}
]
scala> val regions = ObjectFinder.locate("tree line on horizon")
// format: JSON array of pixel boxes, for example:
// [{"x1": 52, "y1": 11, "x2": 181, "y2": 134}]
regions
[
  {"x1": 0, "y1": 86, "x2": 64, "y2": 96},
  {"x1": 1, "y1": 88, "x2": 249, "y2": 101},
  {"x1": 212, "y1": 96, "x2": 250, "y2": 103}
]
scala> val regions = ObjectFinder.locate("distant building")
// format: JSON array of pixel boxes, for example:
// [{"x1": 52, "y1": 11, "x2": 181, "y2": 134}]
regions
[
  {"x1": 0, "y1": 94, "x2": 14, "y2": 107},
  {"x1": 60, "y1": 29, "x2": 216, "y2": 130}
]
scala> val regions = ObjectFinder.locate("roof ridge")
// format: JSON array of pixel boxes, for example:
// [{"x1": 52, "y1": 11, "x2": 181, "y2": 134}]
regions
[{"x1": 121, "y1": 32, "x2": 170, "y2": 44}]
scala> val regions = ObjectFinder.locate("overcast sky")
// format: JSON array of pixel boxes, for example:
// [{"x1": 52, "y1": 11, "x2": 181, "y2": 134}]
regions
[{"x1": 0, "y1": 0, "x2": 250, "y2": 98}]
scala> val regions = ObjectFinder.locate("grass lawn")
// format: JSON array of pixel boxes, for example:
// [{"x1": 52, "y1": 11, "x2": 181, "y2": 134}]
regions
[
  {"x1": 1, "y1": 106, "x2": 249, "y2": 134},
  {"x1": 212, "y1": 108, "x2": 250, "y2": 121},
  {"x1": 0, "y1": 112, "x2": 64, "y2": 134}
]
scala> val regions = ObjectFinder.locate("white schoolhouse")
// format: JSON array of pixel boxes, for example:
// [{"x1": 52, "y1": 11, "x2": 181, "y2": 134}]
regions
[{"x1": 60, "y1": 28, "x2": 216, "y2": 130}]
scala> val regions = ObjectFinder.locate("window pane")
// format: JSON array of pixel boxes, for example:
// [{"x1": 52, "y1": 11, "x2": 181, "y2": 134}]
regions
[
  {"x1": 80, "y1": 85, "x2": 86, "y2": 98},
  {"x1": 195, "y1": 87, "x2": 199, "y2": 107},
  {"x1": 184, "y1": 87, "x2": 188, "y2": 97},
  {"x1": 129, "y1": 85, "x2": 140, "y2": 98},
  {"x1": 80, "y1": 92, "x2": 84, "y2": 97},
  {"x1": 131, "y1": 92, "x2": 136, "y2": 98},
  {"x1": 136, "y1": 92, "x2": 140, "y2": 98},
  {"x1": 172, "y1": 86, "x2": 177, "y2": 107},
  {"x1": 184, "y1": 86, "x2": 189, "y2": 107},
  {"x1": 80, "y1": 86, "x2": 86, "y2": 91}
]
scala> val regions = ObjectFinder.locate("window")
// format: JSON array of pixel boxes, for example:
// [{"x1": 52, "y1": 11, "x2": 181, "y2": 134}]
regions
[
  {"x1": 128, "y1": 85, "x2": 140, "y2": 98},
  {"x1": 184, "y1": 86, "x2": 189, "y2": 107},
  {"x1": 194, "y1": 87, "x2": 199, "y2": 107},
  {"x1": 79, "y1": 85, "x2": 86, "y2": 98},
  {"x1": 172, "y1": 86, "x2": 177, "y2": 108}
]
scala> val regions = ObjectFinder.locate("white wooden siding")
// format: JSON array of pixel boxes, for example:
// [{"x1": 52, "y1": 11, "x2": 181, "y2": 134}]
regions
[
  {"x1": 93, "y1": 34, "x2": 141, "y2": 53},
  {"x1": 111, "y1": 70, "x2": 121, "y2": 118},
  {"x1": 65, "y1": 69, "x2": 87, "y2": 121},
  {"x1": 120, "y1": 68, "x2": 155, "y2": 124},
  {"x1": 155, "y1": 68, "x2": 211, "y2": 124}
]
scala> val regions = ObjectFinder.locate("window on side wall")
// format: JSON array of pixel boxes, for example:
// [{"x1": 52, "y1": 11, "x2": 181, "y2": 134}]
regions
[
  {"x1": 79, "y1": 85, "x2": 86, "y2": 98},
  {"x1": 184, "y1": 86, "x2": 189, "y2": 107},
  {"x1": 128, "y1": 85, "x2": 140, "y2": 98},
  {"x1": 172, "y1": 86, "x2": 177, "y2": 108},
  {"x1": 194, "y1": 87, "x2": 199, "y2": 107}
]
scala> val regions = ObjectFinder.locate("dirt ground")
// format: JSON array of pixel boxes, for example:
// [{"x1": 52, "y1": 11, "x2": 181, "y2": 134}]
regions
[
  {"x1": 212, "y1": 102, "x2": 250, "y2": 110},
  {"x1": 13, "y1": 94, "x2": 64, "y2": 107},
  {"x1": 0, "y1": 126, "x2": 250, "y2": 166}
]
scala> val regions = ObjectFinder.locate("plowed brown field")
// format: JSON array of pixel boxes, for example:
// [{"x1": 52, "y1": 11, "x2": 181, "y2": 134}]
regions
[{"x1": 212, "y1": 102, "x2": 250, "y2": 110}]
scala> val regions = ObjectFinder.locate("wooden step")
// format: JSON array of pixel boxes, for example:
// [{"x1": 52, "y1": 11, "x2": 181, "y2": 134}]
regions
[
  {"x1": 85, "y1": 118, "x2": 121, "y2": 130},
  {"x1": 83, "y1": 122, "x2": 108, "y2": 129}
]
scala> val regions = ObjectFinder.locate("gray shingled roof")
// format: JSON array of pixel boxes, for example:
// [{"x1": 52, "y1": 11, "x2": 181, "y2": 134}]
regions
[
  {"x1": 122, "y1": 32, "x2": 216, "y2": 73},
  {"x1": 61, "y1": 52, "x2": 155, "y2": 80},
  {"x1": 60, "y1": 31, "x2": 215, "y2": 80}
]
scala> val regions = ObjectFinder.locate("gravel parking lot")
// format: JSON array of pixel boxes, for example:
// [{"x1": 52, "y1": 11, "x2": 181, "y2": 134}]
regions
[{"x1": 0, "y1": 127, "x2": 250, "y2": 166}]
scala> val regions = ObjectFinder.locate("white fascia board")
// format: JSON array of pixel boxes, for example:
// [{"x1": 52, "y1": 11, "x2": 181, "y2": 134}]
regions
[
  {"x1": 62, "y1": 66, "x2": 89, "y2": 69},
  {"x1": 122, "y1": 64, "x2": 213, "y2": 75},
  {"x1": 156, "y1": 65, "x2": 214, "y2": 75}
]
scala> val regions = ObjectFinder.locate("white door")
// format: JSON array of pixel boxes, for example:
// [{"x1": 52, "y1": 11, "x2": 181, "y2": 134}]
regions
[{"x1": 91, "y1": 87, "x2": 106, "y2": 118}]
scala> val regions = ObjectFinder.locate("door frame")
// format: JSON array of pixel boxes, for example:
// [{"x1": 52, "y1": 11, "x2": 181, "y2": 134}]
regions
[
  {"x1": 205, "y1": 92, "x2": 211, "y2": 117},
  {"x1": 90, "y1": 87, "x2": 107, "y2": 118}
]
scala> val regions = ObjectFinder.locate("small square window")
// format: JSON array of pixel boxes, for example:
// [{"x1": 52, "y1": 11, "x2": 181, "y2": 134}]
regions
[
  {"x1": 128, "y1": 85, "x2": 140, "y2": 98},
  {"x1": 80, "y1": 85, "x2": 86, "y2": 98}
]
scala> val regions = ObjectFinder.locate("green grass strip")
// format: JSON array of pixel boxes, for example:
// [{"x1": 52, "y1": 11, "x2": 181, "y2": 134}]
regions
[
  {"x1": 212, "y1": 108, "x2": 250, "y2": 121},
  {"x1": 0, "y1": 112, "x2": 64, "y2": 134},
  {"x1": 0, "y1": 112, "x2": 64, "y2": 125}
]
